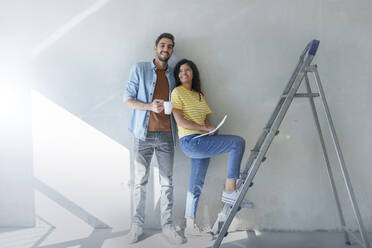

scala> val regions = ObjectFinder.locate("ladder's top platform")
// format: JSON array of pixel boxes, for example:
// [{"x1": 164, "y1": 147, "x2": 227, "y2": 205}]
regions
[
  {"x1": 308, "y1": 40, "x2": 320, "y2": 56},
  {"x1": 301, "y1": 40, "x2": 320, "y2": 58}
]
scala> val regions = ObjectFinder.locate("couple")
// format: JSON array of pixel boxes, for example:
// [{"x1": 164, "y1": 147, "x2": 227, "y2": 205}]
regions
[{"x1": 123, "y1": 33, "x2": 246, "y2": 245}]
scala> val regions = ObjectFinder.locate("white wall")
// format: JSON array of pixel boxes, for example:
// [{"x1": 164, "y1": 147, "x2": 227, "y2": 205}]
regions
[{"x1": 1, "y1": 0, "x2": 371, "y2": 232}]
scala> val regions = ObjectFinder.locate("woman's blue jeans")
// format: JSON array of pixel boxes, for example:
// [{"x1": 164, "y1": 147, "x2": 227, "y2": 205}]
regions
[{"x1": 179, "y1": 134, "x2": 245, "y2": 219}]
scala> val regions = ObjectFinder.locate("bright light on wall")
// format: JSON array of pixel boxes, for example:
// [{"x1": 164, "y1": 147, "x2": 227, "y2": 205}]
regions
[
  {"x1": 31, "y1": 90, "x2": 131, "y2": 246},
  {"x1": 0, "y1": 81, "x2": 23, "y2": 121}
]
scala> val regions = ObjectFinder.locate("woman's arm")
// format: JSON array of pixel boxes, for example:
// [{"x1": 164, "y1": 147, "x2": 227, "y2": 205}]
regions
[
  {"x1": 172, "y1": 108, "x2": 215, "y2": 132},
  {"x1": 205, "y1": 116, "x2": 218, "y2": 135},
  {"x1": 205, "y1": 117, "x2": 211, "y2": 126}
]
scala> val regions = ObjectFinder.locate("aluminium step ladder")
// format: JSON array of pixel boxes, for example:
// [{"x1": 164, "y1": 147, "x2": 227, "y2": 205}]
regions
[{"x1": 211, "y1": 40, "x2": 371, "y2": 248}]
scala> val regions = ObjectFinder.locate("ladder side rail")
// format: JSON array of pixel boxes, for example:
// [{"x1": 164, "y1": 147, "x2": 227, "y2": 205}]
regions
[
  {"x1": 282, "y1": 52, "x2": 308, "y2": 94},
  {"x1": 304, "y1": 74, "x2": 351, "y2": 244},
  {"x1": 240, "y1": 151, "x2": 258, "y2": 179},
  {"x1": 241, "y1": 44, "x2": 314, "y2": 179},
  {"x1": 241, "y1": 57, "x2": 309, "y2": 178},
  {"x1": 282, "y1": 38, "x2": 318, "y2": 94},
  {"x1": 212, "y1": 141, "x2": 268, "y2": 248},
  {"x1": 212, "y1": 151, "x2": 262, "y2": 235},
  {"x1": 263, "y1": 98, "x2": 285, "y2": 131},
  {"x1": 343, "y1": 226, "x2": 367, "y2": 248},
  {"x1": 213, "y1": 117, "x2": 292, "y2": 247},
  {"x1": 210, "y1": 204, "x2": 230, "y2": 236},
  {"x1": 258, "y1": 61, "x2": 314, "y2": 154},
  {"x1": 240, "y1": 103, "x2": 284, "y2": 179},
  {"x1": 212, "y1": 147, "x2": 262, "y2": 236},
  {"x1": 240, "y1": 72, "x2": 306, "y2": 183},
  {"x1": 260, "y1": 47, "x2": 315, "y2": 137},
  {"x1": 264, "y1": 52, "x2": 308, "y2": 132},
  {"x1": 312, "y1": 67, "x2": 371, "y2": 248},
  {"x1": 213, "y1": 62, "x2": 311, "y2": 248},
  {"x1": 211, "y1": 101, "x2": 288, "y2": 235}
]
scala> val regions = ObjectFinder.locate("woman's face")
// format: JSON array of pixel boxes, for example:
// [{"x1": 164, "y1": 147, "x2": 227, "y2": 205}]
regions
[{"x1": 178, "y1": 63, "x2": 193, "y2": 86}]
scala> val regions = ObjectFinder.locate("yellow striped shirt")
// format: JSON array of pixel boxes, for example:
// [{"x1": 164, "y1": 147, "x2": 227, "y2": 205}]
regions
[{"x1": 171, "y1": 86, "x2": 212, "y2": 138}]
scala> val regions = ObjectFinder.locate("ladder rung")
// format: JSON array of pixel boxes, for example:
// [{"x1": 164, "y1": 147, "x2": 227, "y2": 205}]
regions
[
  {"x1": 305, "y1": 65, "x2": 317, "y2": 72},
  {"x1": 263, "y1": 128, "x2": 280, "y2": 135},
  {"x1": 282, "y1": 93, "x2": 320, "y2": 98},
  {"x1": 250, "y1": 149, "x2": 259, "y2": 154}
]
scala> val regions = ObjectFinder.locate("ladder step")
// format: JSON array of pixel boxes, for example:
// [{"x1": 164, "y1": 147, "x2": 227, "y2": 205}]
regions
[
  {"x1": 233, "y1": 201, "x2": 254, "y2": 212},
  {"x1": 282, "y1": 93, "x2": 319, "y2": 98},
  {"x1": 250, "y1": 149, "x2": 259, "y2": 154}
]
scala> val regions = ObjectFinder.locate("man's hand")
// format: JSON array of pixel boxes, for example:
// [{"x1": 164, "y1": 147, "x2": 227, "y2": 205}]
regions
[{"x1": 149, "y1": 99, "x2": 164, "y2": 113}]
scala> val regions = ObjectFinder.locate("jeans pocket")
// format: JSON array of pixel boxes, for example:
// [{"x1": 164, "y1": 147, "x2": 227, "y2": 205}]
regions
[{"x1": 180, "y1": 141, "x2": 192, "y2": 156}]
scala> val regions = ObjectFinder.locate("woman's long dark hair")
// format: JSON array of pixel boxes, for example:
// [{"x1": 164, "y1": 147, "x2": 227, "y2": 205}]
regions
[{"x1": 174, "y1": 59, "x2": 203, "y2": 100}]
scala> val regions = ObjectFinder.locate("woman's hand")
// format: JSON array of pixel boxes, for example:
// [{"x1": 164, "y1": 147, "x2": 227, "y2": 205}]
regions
[
  {"x1": 204, "y1": 117, "x2": 217, "y2": 135},
  {"x1": 204, "y1": 124, "x2": 218, "y2": 135},
  {"x1": 172, "y1": 109, "x2": 218, "y2": 135},
  {"x1": 204, "y1": 124, "x2": 216, "y2": 132}
]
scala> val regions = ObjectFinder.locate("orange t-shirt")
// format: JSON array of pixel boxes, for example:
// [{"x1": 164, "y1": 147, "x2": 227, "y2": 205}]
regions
[{"x1": 147, "y1": 69, "x2": 171, "y2": 131}]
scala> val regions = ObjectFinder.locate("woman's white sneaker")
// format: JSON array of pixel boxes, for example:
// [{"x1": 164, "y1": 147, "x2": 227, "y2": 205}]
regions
[
  {"x1": 221, "y1": 190, "x2": 240, "y2": 205},
  {"x1": 222, "y1": 190, "x2": 254, "y2": 208}
]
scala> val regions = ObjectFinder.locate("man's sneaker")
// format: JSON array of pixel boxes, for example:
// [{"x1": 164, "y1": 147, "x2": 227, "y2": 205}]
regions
[
  {"x1": 126, "y1": 224, "x2": 143, "y2": 244},
  {"x1": 162, "y1": 225, "x2": 187, "y2": 245}
]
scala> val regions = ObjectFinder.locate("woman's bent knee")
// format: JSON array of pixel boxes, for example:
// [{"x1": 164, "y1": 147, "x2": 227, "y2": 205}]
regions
[{"x1": 233, "y1": 135, "x2": 245, "y2": 149}]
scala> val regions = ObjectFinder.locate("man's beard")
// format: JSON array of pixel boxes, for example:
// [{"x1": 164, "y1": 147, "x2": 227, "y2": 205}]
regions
[{"x1": 158, "y1": 54, "x2": 169, "y2": 62}]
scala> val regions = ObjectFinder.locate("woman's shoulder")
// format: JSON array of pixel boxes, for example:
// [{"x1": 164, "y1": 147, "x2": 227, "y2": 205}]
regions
[
  {"x1": 172, "y1": 86, "x2": 184, "y2": 94},
  {"x1": 175, "y1": 85, "x2": 184, "y2": 90}
]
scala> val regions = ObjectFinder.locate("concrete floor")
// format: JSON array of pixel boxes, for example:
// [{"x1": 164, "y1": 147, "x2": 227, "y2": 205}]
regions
[{"x1": 1, "y1": 219, "x2": 371, "y2": 248}]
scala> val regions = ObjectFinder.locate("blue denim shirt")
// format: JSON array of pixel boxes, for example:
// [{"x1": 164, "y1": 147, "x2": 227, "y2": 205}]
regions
[{"x1": 123, "y1": 60, "x2": 178, "y2": 144}]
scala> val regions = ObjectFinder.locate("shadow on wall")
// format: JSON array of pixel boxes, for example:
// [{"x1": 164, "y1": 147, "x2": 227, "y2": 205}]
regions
[
  {"x1": 1, "y1": 174, "x2": 131, "y2": 248},
  {"x1": 32, "y1": 179, "x2": 130, "y2": 248}
]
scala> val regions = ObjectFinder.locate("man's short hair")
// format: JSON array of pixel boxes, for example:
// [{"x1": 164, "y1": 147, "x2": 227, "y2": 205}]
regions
[{"x1": 155, "y1": 33, "x2": 175, "y2": 47}]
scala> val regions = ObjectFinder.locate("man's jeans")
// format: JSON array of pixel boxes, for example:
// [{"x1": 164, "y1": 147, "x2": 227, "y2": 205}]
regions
[
  {"x1": 132, "y1": 131, "x2": 174, "y2": 228},
  {"x1": 179, "y1": 134, "x2": 245, "y2": 219}
]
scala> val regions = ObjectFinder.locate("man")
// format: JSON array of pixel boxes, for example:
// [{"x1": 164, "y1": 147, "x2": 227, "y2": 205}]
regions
[{"x1": 123, "y1": 33, "x2": 185, "y2": 245}]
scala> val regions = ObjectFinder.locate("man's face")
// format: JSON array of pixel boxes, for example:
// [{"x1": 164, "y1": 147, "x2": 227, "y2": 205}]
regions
[{"x1": 154, "y1": 38, "x2": 174, "y2": 62}]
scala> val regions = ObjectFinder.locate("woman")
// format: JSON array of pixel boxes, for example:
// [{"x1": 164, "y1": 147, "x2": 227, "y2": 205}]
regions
[{"x1": 171, "y1": 59, "x2": 246, "y2": 236}]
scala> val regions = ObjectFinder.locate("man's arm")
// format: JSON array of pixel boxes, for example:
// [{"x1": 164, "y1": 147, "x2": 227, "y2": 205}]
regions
[
  {"x1": 124, "y1": 98, "x2": 164, "y2": 113},
  {"x1": 123, "y1": 63, "x2": 164, "y2": 113},
  {"x1": 172, "y1": 108, "x2": 215, "y2": 132}
]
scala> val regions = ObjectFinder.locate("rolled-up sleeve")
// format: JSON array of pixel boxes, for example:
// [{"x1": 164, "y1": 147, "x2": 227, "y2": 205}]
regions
[
  {"x1": 171, "y1": 88, "x2": 183, "y2": 110},
  {"x1": 123, "y1": 64, "x2": 139, "y2": 102}
]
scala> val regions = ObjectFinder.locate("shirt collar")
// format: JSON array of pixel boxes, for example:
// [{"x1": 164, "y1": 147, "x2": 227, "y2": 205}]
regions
[{"x1": 152, "y1": 59, "x2": 170, "y2": 73}]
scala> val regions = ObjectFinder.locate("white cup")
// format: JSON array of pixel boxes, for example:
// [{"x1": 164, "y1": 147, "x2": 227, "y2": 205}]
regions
[{"x1": 163, "y1": 101, "x2": 173, "y2": 115}]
